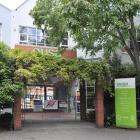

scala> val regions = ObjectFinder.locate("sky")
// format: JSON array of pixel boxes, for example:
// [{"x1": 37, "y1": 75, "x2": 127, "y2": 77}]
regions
[{"x1": 0, "y1": 0, "x2": 26, "y2": 10}]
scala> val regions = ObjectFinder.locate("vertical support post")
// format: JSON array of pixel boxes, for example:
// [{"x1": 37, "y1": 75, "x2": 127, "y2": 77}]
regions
[
  {"x1": 80, "y1": 79, "x2": 86, "y2": 120},
  {"x1": 44, "y1": 86, "x2": 47, "y2": 100},
  {"x1": 13, "y1": 96, "x2": 22, "y2": 130},
  {"x1": 95, "y1": 79, "x2": 104, "y2": 128}
]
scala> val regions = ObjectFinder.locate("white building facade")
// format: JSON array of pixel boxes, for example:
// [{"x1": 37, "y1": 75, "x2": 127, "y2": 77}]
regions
[
  {"x1": 0, "y1": 4, "x2": 11, "y2": 46},
  {"x1": 0, "y1": 0, "x2": 103, "y2": 60}
]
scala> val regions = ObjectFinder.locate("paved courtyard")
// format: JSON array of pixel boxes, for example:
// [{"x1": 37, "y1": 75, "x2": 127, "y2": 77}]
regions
[{"x1": 0, "y1": 120, "x2": 140, "y2": 140}]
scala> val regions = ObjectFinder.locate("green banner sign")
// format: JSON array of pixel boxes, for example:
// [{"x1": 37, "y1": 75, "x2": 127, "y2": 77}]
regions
[{"x1": 115, "y1": 78, "x2": 137, "y2": 128}]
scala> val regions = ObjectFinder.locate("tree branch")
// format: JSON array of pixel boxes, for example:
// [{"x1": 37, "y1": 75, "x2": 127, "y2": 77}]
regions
[
  {"x1": 128, "y1": 16, "x2": 140, "y2": 56},
  {"x1": 116, "y1": 28, "x2": 137, "y2": 65}
]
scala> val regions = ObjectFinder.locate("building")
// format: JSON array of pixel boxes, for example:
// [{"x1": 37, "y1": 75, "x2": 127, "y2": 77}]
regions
[
  {"x1": 0, "y1": 0, "x2": 103, "y2": 59},
  {"x1": 0, "y1": 0, "x2": 104, "y2": 130},
  {"x1": 0, "y1": 4, "x2": 11, "y2": 45},
  {"x1": 0, "y1": 0, "x2": 101, "y2": 112}
]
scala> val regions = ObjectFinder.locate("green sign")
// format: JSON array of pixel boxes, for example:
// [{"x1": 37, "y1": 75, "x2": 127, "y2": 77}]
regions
[{"x1": 115, "y1": 78, "x2": 137, "y2": 128}]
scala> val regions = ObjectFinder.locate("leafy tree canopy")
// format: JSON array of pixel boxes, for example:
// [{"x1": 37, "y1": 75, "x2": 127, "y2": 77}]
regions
[
  {"x1": 0, "y1": 42, "x2": 110, "y2": 106},
  {"x1": 31, "y1": 0, "x2": 140, "y2": 75}
]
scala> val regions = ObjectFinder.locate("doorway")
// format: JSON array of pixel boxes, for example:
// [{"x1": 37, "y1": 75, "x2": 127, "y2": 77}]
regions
[{"x1": 21, "y1": 83, "x2": 80, "y2": 124}]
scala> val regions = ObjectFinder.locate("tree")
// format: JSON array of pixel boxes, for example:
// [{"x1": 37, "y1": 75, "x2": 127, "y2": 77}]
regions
[
  {"x1": 0, "y1": 43, "x2": 22, "y2": 107},
  {"x1": 0, "y1": 43, "x2": 46, "y2": 107},
  {"x1": 31, "y1": 0, "x2": 140, "y2": 77}
]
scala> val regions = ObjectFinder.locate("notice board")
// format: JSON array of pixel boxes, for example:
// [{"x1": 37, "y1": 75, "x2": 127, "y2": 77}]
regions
[{"x1": 115, "y1": 78, "x2": 137, "y2": 128}]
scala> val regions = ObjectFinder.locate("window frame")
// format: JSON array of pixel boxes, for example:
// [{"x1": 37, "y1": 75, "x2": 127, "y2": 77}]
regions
[
  {"x1": 19, "y1": 26, "x2": 69, "y2": 47},
  {"x1": 60, "y1": 32, "x2": 69, "y2": 48}
]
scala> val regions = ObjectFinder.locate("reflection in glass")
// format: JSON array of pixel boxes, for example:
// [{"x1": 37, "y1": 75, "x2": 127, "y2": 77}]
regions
[
  {"x1": 37, "y1": 29, "x2": 43, "y2": 36},
  {"x1": 19, "y1": 26, "x2": 27, "y2": 33},
  {"x1": 28, "y1": 35, "x2": 36, "y2": 45},
  {"x1": 62, "y1": 39, "x2": 68, "y2": 45},
  {"x1": 20, "y1": 34, "x2": 27, "y2": 42},
  {"x1": 37, "y1": 36, "x2": 44, "y2": 45},
  {"x1": 28, "y1": 27, "x2": 36, "y2": 36}
]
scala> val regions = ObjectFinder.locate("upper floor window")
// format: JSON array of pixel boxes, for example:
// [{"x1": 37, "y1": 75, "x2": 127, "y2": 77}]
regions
[
  {"x1": 60, "y1": 32, "x2": 68, "y2": 48},
  {"x1": 0, "y1": 23, "x2": 2, "y2": 41},
  {"x1": 19, "y1": 26, "x2": 68, "y2": 48},
  {"x1": 19, "y1": 26, "x2": 50, "y2": 46}
]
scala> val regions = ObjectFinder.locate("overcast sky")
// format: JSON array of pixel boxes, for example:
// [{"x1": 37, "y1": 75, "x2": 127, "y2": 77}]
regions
[{"x1": 0, "y1": 0, "x2": 26, "y2": 10}]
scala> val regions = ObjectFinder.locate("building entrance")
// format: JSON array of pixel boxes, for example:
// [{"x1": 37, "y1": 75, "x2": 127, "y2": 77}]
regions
[{"x1": 21, "y1": 84, "x2": 80, "y2": 123}]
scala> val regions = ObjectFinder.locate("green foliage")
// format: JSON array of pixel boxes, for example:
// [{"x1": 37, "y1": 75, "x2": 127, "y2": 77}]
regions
[
  {"x1": 0, "y1": 42, "x2": 110, "y2": 107},
  {"x1": 105, "y1": 113, "x2": 116, "y2": 128},
  {"x1": 86, "y1": 111, "x2": 95, "y2": 121},
  {"x1": 31, "y1": 0, "x2": 140, "y2": 75},
  {"x1": 0, "y1": 43, "x2": 22, "y2": 107},
  {"x1": 104, "y1": 53, "x2": 137, "y2": 97},
  {"x1": 109, "y1": 54, "x2": 137, "y2": 78}
]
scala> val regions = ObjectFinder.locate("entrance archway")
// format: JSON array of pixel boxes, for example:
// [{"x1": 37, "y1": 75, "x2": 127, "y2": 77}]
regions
[
  {"x1": 13, "y1": 79, "x2": 104, "y2": 130},
  {"x1": 21, "y1": 82, "x2": 80, "y2": 124}
]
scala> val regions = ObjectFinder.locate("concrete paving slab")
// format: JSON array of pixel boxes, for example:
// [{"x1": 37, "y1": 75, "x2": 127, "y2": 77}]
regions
[{"x1": 0, "y1": 121, "x2": 140, "y2": 140}]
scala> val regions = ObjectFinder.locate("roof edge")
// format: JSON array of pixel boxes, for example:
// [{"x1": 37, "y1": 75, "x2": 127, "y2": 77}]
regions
[
  {"x1": 15, "y1": 0, "x2": 30, "y2": 11},
  {"x1": 0, "y1": 3, "x2": 11, "y2": 11}
]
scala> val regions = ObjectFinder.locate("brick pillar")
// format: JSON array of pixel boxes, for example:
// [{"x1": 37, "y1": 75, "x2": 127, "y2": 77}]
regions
[
  {"x1": 95, "y1": 79, "x2": 104, "y2": 128},
  {"x1": 13, "y1": 96, "x2": 22, "y2": 130}
]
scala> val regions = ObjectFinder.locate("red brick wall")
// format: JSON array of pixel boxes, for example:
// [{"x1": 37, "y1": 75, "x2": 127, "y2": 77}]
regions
[
  {"x1": 15, "y1": 44, "x2": 77, "y2": 59},
  {"x1": 62, "y1": 50, "x2": 77, "y2": 59}
]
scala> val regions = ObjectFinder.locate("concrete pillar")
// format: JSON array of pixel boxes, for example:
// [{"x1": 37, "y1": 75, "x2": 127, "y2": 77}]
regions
[
  {"x1": 95, "y1": 79, "x2": 104, "y2": 128},
  {"x1": 13, "y1": 96, "x2": 22, "y2": 130}
]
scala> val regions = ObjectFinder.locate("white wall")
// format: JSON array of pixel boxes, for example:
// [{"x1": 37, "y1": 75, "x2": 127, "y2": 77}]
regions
[
  {"x1": 68, "y1": 34, "x2": 103, "y2": 59},
  {"x1": 115, "y1": 49, "x2": 133, "y2": 64},
  {"x1": 0, "y1": 0, "x2": 104, "y2": 59},
  {"x1": 0, "y1": 4, "x2": 11, "y2": 46},
  {"x1": 77, "y1": 49, "x2": 103, "y2": 60},
  {"x1": 11, "y1": 0, "x2": 37, "y2": 48},
  {"x1": 134, "y1": 16, "x2": 140, "y2": 26}
]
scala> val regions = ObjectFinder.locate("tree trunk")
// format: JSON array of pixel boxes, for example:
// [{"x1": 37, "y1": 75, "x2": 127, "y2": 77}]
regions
[{"x1": 80, "y1": 79, "x2": 86, "y2": 120}]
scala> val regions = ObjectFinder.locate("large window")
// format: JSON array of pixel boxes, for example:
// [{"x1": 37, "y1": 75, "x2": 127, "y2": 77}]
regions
[
  {"x1": 19, "y1": 26, "x2": 68, "y2": 47},
  {"x1": 19, "y1": 26, "x2": 50, "y2": 46},
  {"x1": 0, "y1": 23, "x2": 2, "y2": 41}
]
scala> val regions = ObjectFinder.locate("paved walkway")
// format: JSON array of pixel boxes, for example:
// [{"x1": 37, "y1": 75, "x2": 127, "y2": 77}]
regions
[
  {"x1": 0, "y1": 120, "x2": 140, "y2": 140},
  {"x1": 22, "y1": 111, "x2": 80, "y2": 121}
]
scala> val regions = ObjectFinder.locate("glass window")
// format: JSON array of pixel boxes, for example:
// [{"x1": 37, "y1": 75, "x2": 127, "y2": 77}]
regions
[
  {"x1": 37, "y1": 36, "x2": 44, "y2": 45},
  {"x1": 45, "y1": 37, "x2": 50, "y2": 45},
  {"x1": 61, "y1": 39, "x2": 68, "y2": 46},
  {"x1": 19, "y1": 26, "x2": 27, "y2": 34},
  {"x1": 61, "y1": 32, "x2": 68, "y2": 48},
  {"x1": 19, "y1": 26, "x2": 69, "y2": 47},
  {"x1": 28, "y1": 27, "x2": 36, "y2": 36},
  {"x1": 86, "y1": 81, "x2": 95, "y2": 110},
  {"x1": 28, "y1": 35, "x2": 36, "y2": 45},
  {"x1": 37, "y1": 29, "x2": 43, "y2": 36},
  {"x1": 20, "y1": 34, "x2": 27, "y2": 42},
  {"x1": 37, "y1": 29, "x2": 44, "y2": 46}
]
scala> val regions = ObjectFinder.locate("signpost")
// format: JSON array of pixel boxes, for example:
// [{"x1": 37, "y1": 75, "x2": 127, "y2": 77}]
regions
[{"x1": 115, "y1": 78, "x2": 137, "y2": 128}]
